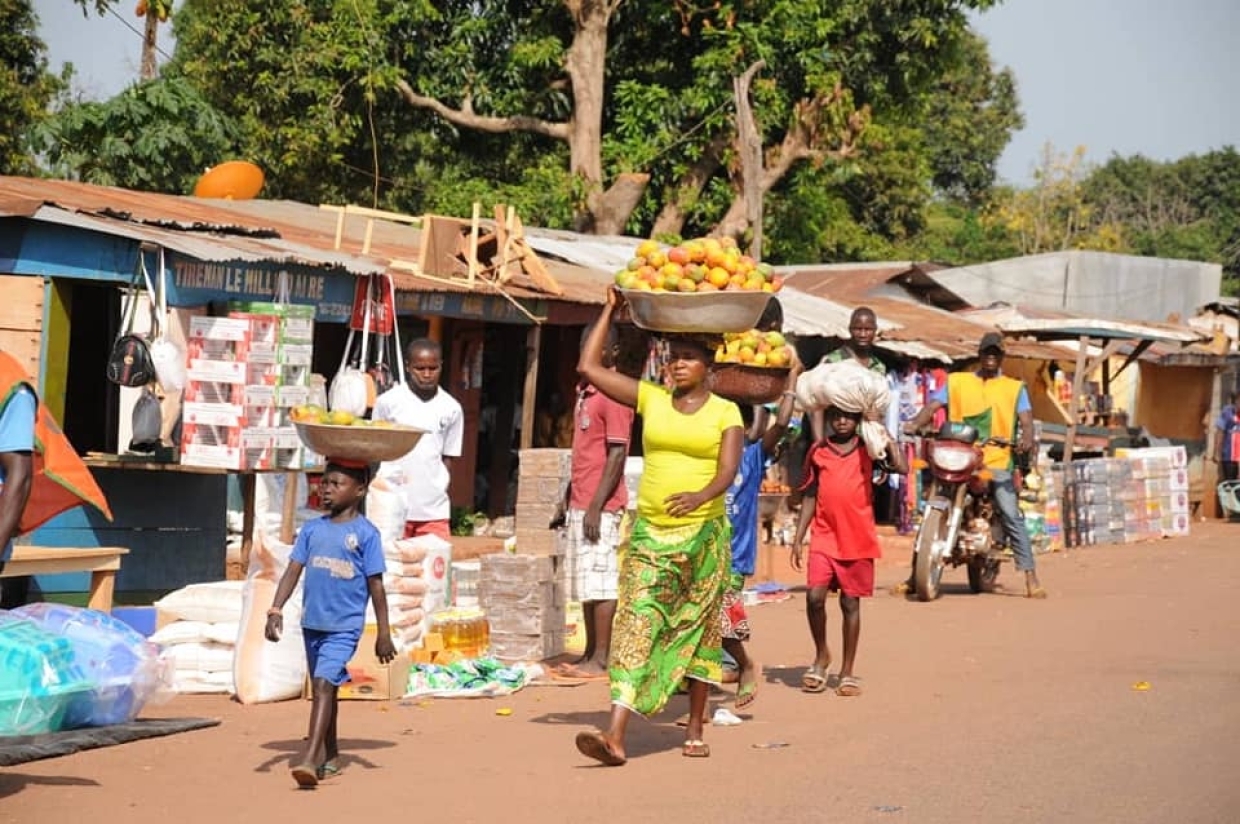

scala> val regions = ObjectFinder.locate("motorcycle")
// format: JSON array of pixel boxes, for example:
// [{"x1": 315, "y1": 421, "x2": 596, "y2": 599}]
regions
[{"x1": 910, "y1": 422, "x2": 1026, "y2": 601}]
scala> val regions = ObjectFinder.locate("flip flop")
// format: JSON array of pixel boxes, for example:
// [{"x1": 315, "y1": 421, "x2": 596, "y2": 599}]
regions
[
  {"x1": 291, "y1": 763, "x2": 318, "y2": 789},
  {"x1": 1026, "y1": 586, "x2": 1049, "y2": 600},
  {"x1": 801, "y1": 665, "x2": 828, "y2": 694},
  {"x1": 555, "y1": 665, "x2": 609, "y2": 681},
  {"x1": 735, "y1": 667, "x2": 759, "y2": 710},
  {"x1": 575, "y1": 730, "x2": 626, "y2": 766},
  {"x1": 316, "y1": 761, "x2": 341, "y2": 780},
  {"x1": 835, "y1": 675, "x2": 862, "y2": 697},
  {"x1": 682, "y1": 739, "x2": 711, "y2": 758}
]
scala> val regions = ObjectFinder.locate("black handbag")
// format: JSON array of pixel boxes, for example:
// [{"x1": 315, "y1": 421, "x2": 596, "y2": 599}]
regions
[{"x1": 106, "y1": 265, "x2": 156, "y2": 387}]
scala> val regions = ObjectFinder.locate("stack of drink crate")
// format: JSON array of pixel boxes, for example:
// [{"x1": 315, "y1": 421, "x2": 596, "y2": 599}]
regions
[
  {"x1": 1115, "y1": 446, "x2": 1191, "y2": 538},
  {"x1": 478, "y1": 553, "x2": 564, "y2": 663},
  {"x1": 180, "y1": 306, "x2": 315, "y2": 470}
]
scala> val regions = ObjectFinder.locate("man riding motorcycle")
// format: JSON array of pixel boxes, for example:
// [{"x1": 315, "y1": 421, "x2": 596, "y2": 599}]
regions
[{"x1": 900, "y1": 332, "x2": 1047, "y2": 599}]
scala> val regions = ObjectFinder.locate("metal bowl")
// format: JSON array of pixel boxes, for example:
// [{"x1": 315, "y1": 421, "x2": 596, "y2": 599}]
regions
[
  {"x1": 294, "y1": 422, "x2": 426, "y2": 463},
  {"x1": 620, "y1": 289, "x2": 772, "y2": 333}
]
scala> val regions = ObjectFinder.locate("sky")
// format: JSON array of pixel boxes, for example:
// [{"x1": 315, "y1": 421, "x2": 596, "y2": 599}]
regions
[{"x1": 31, "y1": 0, "x2": 1240, "y2": 186}]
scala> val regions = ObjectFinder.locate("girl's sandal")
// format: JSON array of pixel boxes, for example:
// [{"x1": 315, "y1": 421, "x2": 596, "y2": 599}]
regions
[
  {"x1": 316, "y1": 761, "x2": 342, "y2": 780},
  {"x1": 682, "y1": 739, "x2": 711, "y2": 758},
  {"x1": 801, "y1": 665, "x2": 828, "y2": 693},
  {"x1": 835, "y1": 675, "x2": 862, "y2": 697}
]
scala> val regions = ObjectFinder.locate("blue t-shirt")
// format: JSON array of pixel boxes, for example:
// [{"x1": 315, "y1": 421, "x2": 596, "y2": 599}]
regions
[
  {"x1": 1217, "y1": 404, "x2": 1239, "y2": 462},
  {"x1": 291, "y1": 515, "x2": 386, "y2": 632},
  {"x1": 724, "y1": 441, "x2": 766, "y2": 577},
  {"x1": 0, "y1": 387, "x2": 36, "y2": 562}
]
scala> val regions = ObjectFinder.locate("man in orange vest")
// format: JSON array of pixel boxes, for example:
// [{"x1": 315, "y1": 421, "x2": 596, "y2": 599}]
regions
[
  {"x1": 0, "y1": 352, "x2": 112, "y2": 607},
  {"x1": 0, "y1": 360, "x2": 36, "y2": 607},
  {"x1": 903, "y1": 332, "x2": 1046, "y2": 599}
]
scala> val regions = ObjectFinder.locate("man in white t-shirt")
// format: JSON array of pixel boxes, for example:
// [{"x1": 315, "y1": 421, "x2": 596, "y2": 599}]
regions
[{"x1": 372, "y1": 339, "x2": 464, "y2": 540}]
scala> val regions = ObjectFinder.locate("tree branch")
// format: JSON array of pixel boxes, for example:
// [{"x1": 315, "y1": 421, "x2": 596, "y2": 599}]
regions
[{"x1": 394, "y1": 79, "x2": 571, "y2": 141}]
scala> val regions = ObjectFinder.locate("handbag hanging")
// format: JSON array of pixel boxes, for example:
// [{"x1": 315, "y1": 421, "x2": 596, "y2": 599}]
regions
[{"x1": 106, "y1": 257, "x2": 157, "y2": 388}]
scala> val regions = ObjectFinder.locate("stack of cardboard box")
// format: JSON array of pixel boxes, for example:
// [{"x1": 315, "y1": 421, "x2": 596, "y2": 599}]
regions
[
  {"x1": 180, "y1": 307, "x2": 315, "y2": 470},
  {"x1": 513, "y1": 448, "x2": 572, "y2": 555},
  {"x1": 478, "y1": 553, "x2": 564, "y2": 662}
]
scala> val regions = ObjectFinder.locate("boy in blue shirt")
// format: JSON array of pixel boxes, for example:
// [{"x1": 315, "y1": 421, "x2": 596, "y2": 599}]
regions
[
  {"x1": 266, "y1": 461, "x2": 394, "y2": 788},
  {"x1": 722, "y1": 360, "x2": 801, "y2": 710}
]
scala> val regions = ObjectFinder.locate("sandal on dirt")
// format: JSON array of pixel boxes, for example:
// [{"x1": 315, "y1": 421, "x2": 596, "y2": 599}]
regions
[
  {"x1": 291, "y1": 763, "x2": 319, "y2": 789},
  {"x1": 801, "y1": 665, "x2": 828, "y2": 694},
  {"x1": 316, "y1": 761, "x2": 341, "y2": 780},
  {"x1": 1026, "y1": 586, "x2": 1049, "y2": 600},
  {"x1": 575, "y1": 730, "x2": 626, "y2": 766},
  {"x1": 835, "y1": 675, "x2": 862, "y2": 697},
  {"x1": 735, "y1": 664, "x2": 760, "y2": 710},
  {"x1": 682, "y1": 739, "x2": 711, "y2": 758}
]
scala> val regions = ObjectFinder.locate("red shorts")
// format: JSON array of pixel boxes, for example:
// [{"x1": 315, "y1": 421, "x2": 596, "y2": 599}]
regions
[
  {"x1": 404, "y1": 519, "x2": 451, "y2": 540},
  {"x1": 807, "y1": 553, "x2": 875, "y2": 597}
]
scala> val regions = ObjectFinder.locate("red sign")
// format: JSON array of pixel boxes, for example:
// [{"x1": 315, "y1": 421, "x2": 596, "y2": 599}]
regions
[{"x1": 348, "y1": 275, "x2": 395, "y2": 335}]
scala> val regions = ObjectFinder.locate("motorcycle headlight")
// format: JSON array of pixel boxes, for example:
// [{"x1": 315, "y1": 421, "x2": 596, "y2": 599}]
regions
[{"x1": 932, "y1": 445, "x2": 975, "y2": 473}]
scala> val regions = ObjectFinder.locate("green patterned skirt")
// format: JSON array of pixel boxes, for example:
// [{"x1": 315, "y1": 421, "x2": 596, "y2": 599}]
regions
[{"x1": 608, "y1": 516, "x2": 731, "y2": 717}]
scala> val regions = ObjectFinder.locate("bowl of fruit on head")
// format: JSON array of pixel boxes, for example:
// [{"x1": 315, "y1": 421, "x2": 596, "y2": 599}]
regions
[
  {"x1": 290, "y1": 405, "x2": 427, "y2": 463},
  {"x1": 707, "y1": 329, "x2": 795, "y2": 405},
  {"x1": 616, "y1": 237, "x2": 780, "y2": 333}
]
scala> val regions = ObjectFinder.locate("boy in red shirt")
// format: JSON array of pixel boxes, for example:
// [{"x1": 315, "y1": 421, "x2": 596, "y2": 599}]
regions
[{"x1": 791, "y1": 405, "x2": 906, "y2": 696}]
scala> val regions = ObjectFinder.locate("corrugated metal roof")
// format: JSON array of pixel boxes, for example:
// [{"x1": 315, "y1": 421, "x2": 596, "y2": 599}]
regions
[
  {"x1": 775, "y1": 264, "x2": 1068, "y2": 362},
  {"x1": 0, "y1": 176, "x2": 612, "y2": 306}
]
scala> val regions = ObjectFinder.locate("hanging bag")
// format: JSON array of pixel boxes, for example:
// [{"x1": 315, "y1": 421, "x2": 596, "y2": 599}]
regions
[
  {"x1": 106, "y1": 260, "x2": 156, "y2": 388},
  {"x1": 148, "y1": 247, "x2": 187, "y2": 392}
]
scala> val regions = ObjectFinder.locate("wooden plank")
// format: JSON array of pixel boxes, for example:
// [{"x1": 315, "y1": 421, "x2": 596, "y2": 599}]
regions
[
  {"x1": 516, "y1": 239, "x2": 564, "y2": 296},
  {"x1": 520, "y1": 325, "x2": 541, "y2": 450},
  {"x1": 0, "y1": 274, "x2": 44, "y2": 331},
  {"x1": 2, "y1": 546, "x2": 128, "y2": 576}
]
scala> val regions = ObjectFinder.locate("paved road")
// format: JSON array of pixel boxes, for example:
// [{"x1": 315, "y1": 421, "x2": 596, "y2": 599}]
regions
[{"x1": 3, "y1": 523, "x2": 1238, "y2": 824}]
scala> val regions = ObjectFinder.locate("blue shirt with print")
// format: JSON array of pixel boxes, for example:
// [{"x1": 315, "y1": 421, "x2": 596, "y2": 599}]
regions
[
  {"x1": 291, "y1": 515, "x2": 386, "y2": 632},
  {"x1": 724, "y1": 441, "x2": 766, "y2": 577}
]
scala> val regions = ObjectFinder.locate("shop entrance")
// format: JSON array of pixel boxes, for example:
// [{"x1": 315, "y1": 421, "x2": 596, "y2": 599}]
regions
[{"x1": 60, "y1": 280, "x2": 123, "y2": 454}]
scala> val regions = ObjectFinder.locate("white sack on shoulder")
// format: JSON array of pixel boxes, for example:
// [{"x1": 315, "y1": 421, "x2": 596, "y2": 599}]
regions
[{"x1": 795, "y1": 360, "x2": 894, "y2": 460}]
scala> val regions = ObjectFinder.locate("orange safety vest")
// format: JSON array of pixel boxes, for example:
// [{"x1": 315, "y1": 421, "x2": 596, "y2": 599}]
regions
[
  {"x1": 0, "y1": 352, "x2": 112, "y2": 534},
  {"x1": 946, "y1": 371, "x2": 1025, "y2": 471}
]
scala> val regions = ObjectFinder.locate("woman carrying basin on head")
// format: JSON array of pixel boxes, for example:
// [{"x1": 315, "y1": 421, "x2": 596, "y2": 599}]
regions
[{"x1": 572, "y1": 286, "x2": 743, "y2": 765}]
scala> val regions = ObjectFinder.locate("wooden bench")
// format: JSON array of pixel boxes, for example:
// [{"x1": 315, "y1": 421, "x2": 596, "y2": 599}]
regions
[{"x1": 1, "y1": 547, "x2": 130, "y2": 611}]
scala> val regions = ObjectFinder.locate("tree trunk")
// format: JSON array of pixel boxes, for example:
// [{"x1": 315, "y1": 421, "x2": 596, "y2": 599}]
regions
[
  {"x1": 141, "y1": 13, "x2": 159, "y2": 81},
  {"x1": 650, "y1": 135, "x2": 728, "y2": 238},
  {"x1": 733, "y1": 61, "x2": 766, "y2": 259},
  {"x1": 564, "y1": 1, "x2": 619, "y2": 232},
  {"x1": 593, "y1": 173, "x2": 651, "y2": 235}
]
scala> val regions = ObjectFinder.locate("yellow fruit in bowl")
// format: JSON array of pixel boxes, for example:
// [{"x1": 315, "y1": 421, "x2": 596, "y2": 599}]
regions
[{"x1": 326, "y1": 409, "x2": 355, "y2": 426}]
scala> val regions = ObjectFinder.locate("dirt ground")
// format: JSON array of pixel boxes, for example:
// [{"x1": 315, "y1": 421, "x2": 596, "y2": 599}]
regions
[{"x1": 4, "y1": 522, "x2": 1239, "y2": 824}]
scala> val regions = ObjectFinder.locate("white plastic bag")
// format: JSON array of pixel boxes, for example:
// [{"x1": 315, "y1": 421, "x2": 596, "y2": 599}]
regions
[
  {"x1": 329, "y1": 367, "x2": 370, "y2": 416},
  {"x1": 146, "y1": 247, "x2": 187, "y2": 392}
]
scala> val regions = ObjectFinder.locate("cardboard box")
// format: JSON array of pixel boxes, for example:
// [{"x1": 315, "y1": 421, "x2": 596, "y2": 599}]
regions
[{"x1": 303, "y1": 625, "x2": 411, "y2": 701}]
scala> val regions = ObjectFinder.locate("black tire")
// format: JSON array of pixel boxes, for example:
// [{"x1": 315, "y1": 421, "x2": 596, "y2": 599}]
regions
[
  {"x1": 913, "y1": 502, "x2": 948, "y2": 601},
  {"x1": 966, "y1": 556, "x2": 1001, "y2": 594}
]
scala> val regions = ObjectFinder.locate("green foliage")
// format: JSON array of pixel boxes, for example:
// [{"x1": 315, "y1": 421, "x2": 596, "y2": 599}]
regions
[
  {"x1": 31, "y1": 77, "x2": 239, "y2": 194},
  {"x1": 0, "y1": 0, "x2": 64, "y2": 174}
]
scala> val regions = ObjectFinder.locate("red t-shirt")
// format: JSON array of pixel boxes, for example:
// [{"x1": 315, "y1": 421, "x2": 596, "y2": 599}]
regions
[
  {"x1": 569, "y1": 383, "x2": 634, "y2": 512},
  {"x1": 800, "y1": 439, "x2": 881, "y2": 560}
]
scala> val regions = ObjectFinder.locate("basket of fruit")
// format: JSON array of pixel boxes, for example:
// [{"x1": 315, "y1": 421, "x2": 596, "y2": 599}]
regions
[
  {"x1": 707, "y1": 329, "x2": 796, "y2": 404},
  {"x1": 615, "y1": 237, "x2": 781, "y2": 333},
  {"x1": 290, "y1": 406, "x2": 426, "y2": 463}
]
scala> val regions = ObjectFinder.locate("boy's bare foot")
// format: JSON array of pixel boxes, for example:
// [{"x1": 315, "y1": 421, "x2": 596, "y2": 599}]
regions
[{"x1": 1024, "y1": 571, "x2": 1048, "y2": 599}]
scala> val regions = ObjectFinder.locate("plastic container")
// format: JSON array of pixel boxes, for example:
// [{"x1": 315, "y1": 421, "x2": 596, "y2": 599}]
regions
[
  {"x1": 451, "y1": 561, "x2": 481, "y2": 607},
  {"x1": 429, "y1": 607, "x2": 490, "y2": 659},
  {"x1": 12, "y1": 603, "x2": 169, "y2": 728},
  {"x1": 0, "y1": 614, "x2": 95, "y2": 737}
]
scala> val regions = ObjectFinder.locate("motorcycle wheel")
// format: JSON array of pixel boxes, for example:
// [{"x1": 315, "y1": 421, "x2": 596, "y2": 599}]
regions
[
  {"x1": 913, "y1": 503, "x2": 947, "y2": 602},
  {"x1": 966, "y1": 556, "x2": 1001, "y2": 593}
]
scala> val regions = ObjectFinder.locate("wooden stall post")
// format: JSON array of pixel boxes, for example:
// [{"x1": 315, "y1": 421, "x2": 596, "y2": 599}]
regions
[
  {"x1": 280, "y1": 472, "x2": 299, "y2": 545},
  {"x1": 520, "y1": 325, "x2": 542, "y2": 451},
  {"x1": 237, "y1": 473, "x2": 258, "y2": 578}
]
